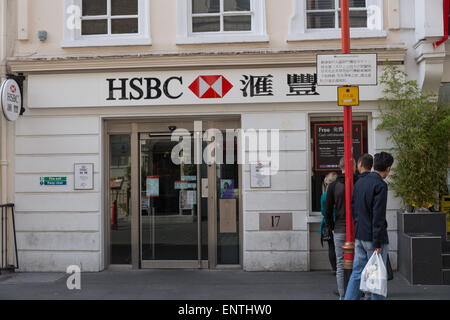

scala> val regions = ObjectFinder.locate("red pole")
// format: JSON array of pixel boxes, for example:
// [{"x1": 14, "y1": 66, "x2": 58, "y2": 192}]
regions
[{"x1": 340, "y1": 0, "x2": 355, "y2": 283}]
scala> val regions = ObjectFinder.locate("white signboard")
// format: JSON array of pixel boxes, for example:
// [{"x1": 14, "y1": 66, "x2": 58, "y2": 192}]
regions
[
  {"x1": 27, "y1": 66, "x2": 386, "y2": 108},
  {"x1": 74, "y1": 163, "x2": 94, "y2": 190},
  {"x1": 317, "y1": 54, "x2": 378, "y2": 86},
  {"x1": 1, "y1": 79, "x2": 22, "y2": 121},
  {"x1": 250, "y1": 162, "x2": 271, "y2": 188}
]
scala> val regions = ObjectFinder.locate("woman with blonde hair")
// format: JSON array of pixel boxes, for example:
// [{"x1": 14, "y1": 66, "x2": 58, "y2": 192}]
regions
[{"x1": 319, "y1": 171, "x2": 338, "y2": 274}]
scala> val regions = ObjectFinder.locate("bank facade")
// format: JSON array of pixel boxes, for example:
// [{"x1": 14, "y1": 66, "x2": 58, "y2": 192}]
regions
[{"x1": 1, "y1": 0, "x2": 448, "y2": 272}]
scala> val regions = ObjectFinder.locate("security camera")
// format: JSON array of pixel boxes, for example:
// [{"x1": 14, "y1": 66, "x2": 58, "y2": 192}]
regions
[{"x1": 168, "y1": 126, "x2": 177, "y2": 132}]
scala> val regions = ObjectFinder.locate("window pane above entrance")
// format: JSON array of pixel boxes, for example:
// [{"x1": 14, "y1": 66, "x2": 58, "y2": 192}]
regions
[
  {"x1": 192, "y1": 16, "x2": 221, "y2": 32},
  {"x1": 224, "y1": 15, "x2": 251, "y2": 31},
  {"x1": 111, "y1": 18, "x2": 139, "y2": 34},
  {"x1": 307, "y1": 12, "x2": 335, "y2": 29},
  {"x1": 82, "y1": 0, "x2": 107, "y2": 16},
  {"x1": 82, "y1": 20, "x2": 108, "y2": 35},
  {"x1": 307, "y1": 0, "x2": 335, "y2": 10},
  {"x1": 111, "y1": 0, "x2": 138, "y2": 15},
  {"x1": 339, "y1": 10, "x2": 368, "y2": 28},
  {"x1": 192, "y1": 0, "x2": 220, "y2": 13},
  {"x1": 224, "y1": 0, "x2": 251, "y2": 11}
]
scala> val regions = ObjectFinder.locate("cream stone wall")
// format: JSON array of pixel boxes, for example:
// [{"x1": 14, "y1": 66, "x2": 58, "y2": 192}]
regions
[
  {"x1": 11, "y1": 0, "x2": 399, "y2": 57},
  {"x1": 5, "y1": 0, "x2": 447, "y2": 272}
]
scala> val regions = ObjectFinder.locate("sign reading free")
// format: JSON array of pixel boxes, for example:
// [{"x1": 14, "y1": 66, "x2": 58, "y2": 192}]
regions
[{"x1": 40, "y1": 176, "x2": 67, "y2": 186}]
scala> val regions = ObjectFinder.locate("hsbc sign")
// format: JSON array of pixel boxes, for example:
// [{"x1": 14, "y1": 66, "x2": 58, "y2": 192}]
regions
[
  {"x1": 107, "y1": 75, "x2": 234, "y2": 101},
  {"x1": 26, "y1": 67, "x2": 385, "y2": 109}
]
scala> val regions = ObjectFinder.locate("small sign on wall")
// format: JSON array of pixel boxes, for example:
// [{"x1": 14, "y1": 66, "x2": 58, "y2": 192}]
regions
[
  {"x1": 74, "y1": 163, "x2": 94, "y2": 190},
  {"x1": 40, "y1": 176, "x2": 67, "y2": 186},
  {"x1": 250, "y1": 162, "x2": 271, "y2": 188},
  {"x1": 259, "y1": 213, "x2": 293, "y2": 231}
]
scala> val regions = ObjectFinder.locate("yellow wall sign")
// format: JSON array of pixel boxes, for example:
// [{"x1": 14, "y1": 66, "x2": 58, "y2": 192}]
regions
[{"x1": 338, "y1": 86, "x2": 359, "y2": 106}]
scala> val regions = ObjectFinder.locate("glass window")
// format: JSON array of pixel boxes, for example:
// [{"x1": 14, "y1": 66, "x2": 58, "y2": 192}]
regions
[
  {"x1": 191, "y1": 0, "x2": 252, "y2": 33},
  {"x1": 82, "y1": 0, "x2": 107, "y2": 15},
  {"x1": 193, "y1": 16, "x2": 221, "y2": 32},
  {"x1": 192, "y1": 0, "x2": 220, "y2": 13},
  {"x1": 81, "y1": 0, "x2": 139, "y2": 35},
  {"x1": 109, "y1": 134, "x2": 132, "y2": 264},
  {"x1": 81, "y1": 19, "x2": 108, "y2": 35},
  {"x1": 111, "y1": 0, "x2": 138, "y2": 15},
  {"x1": 306, "y1": 0, "x2": 368, "y2": 29},
  {"x1": 224, "y1": 0, "x2": 250, "y2": 11}
]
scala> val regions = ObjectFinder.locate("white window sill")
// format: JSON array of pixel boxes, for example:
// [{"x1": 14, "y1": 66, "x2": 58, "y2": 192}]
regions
[
  {"x1": 61, "y1": 36, "x2": 152, "y2": 48},
  {"x1": 176, "y1": 34, "x2": 269, "y2": 45},
  {"x1": 287, "y1": 29, "x2": 387, "y2": 41}
]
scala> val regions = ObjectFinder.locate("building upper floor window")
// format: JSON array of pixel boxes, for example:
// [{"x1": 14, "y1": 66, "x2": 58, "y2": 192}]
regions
[
  {"x1": 191, "y1": 0, "x2": 252, "y2": 32},
  {"x1": 61, "y1": 0, "x2": 151, "y2": 47},
  {"x1": 176, "y1": 0, "x2": 268, "y2": 44},
  {"x1": 288, "y1": 0, "x2": 385, "y2": 41},
  {"x1": 306, "y1": 0, "x2": 367, "y2": 29},
  {"x1": 81, "y1": 0, "x2": 139, "y2": 35}
]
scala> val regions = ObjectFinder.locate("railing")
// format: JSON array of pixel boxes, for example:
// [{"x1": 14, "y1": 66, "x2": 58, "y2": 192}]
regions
[{"x1": 0, "y1": 203, "x2": 19, "y2": 272}]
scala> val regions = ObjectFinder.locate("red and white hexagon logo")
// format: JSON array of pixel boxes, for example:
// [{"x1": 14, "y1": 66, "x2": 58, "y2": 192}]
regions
[
  {"x1": 188, "y1": 75, "x2": 233, "y2": 99},
  {"x1": 10, "y1": 85, "x2": 16, "y2": 93}
]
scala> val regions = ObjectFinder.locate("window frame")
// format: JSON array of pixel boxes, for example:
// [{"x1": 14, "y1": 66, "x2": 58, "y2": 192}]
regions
[
  {"x1": 62, "y1": 0, "x2": 151, "y2": 48},
  {"x1": 176, "y1": 0, "x2": 269, "y2": 44},
  {"x1": 287, "y1": 0, "x2": 386, "y2": 41}
]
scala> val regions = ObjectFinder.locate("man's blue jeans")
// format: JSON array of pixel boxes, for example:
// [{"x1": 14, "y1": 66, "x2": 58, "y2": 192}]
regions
[{"x1": 344, "y1": 239, "x2": 389, "y2": 300}]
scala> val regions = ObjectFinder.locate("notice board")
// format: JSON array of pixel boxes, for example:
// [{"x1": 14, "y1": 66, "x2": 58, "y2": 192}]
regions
[{"x1": 313, "y1": 122, "x2": 363, "y2": 171}]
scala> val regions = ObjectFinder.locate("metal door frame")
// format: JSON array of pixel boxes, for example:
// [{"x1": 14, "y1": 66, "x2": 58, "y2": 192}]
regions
[{"x1": 104, "y1": 117, "x2": 242, "y2": 270}]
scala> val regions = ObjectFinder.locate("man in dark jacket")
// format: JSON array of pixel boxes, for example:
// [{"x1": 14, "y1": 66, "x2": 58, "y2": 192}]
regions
[
  {"x1": 344, "y1": 152, "x2": 394, "y2": 300},
  {"x1": 324, "y1": 157, "x2": 356, "y2": 299}
]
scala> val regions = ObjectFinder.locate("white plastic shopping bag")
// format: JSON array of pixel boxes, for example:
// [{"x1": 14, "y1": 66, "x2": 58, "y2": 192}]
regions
[{"x1": 360, "y1": 251, "x2": 388, "y2": 297}]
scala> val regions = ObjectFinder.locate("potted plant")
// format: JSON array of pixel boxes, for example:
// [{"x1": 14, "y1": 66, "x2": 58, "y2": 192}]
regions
[{"x1": 377, "y1": 64, "x2": 450, "y2": 284}]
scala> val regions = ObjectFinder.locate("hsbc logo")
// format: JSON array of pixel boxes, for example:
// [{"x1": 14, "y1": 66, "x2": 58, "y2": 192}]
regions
[
  {"x1": 189, "y1": 75, "x2": 233, "y2": 99},
  {"x1": 10, "y1": 85, "x2": 17, "y2": 93},
  {"x1": 106, "y1": 75, "x2": 234, "y2": 101}
]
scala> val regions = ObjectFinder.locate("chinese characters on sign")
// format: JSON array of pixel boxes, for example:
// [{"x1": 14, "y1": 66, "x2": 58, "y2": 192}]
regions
[
  {"x1": 240, "y1": 73, "x2": 320, "y2": 97},
  {"x1": 241, "y1": 75, "x2": 274, "y2": 97},
  {"x1": 317, "y1": 54, "x2": 377, "y2": 86},
  {"x1": 287, "y1": 73, "x2": 319, "y2": 96}
]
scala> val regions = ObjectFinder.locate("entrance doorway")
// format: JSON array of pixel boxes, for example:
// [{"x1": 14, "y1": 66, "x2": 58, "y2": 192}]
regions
[{"x1": 105, "y1": 118, "x2": 242, "y2": 269}]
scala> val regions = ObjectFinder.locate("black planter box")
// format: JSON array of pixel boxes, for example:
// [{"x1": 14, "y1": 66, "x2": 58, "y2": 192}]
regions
[{"x1": 397, "y1": 212, "x2": 446, "y2": 285}]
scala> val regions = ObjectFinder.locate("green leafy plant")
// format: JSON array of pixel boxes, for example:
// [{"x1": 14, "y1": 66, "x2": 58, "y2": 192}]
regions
[{"x1": 377, "y1": 65, "x2": 450, "y2": 210}]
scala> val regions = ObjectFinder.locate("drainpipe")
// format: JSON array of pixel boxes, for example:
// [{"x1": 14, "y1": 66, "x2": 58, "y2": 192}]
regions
[
  {"x1": 0, "y1": 0, "x2": 8, "y2": 207},
  {"x1": 0, "y1": 0, "x2": 7, "y2": 269},
  {"x1": 433, "y1": 0, "x2": 449, "y2": 48}
]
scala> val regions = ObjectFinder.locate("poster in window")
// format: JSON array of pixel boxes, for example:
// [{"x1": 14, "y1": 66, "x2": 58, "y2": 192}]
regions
[
  {"x1": 314, "y1": 123, "x2": 363, "y2": 171},
  {"x1": 146, "y1": 176, "x2": 159, "y2": 197},
  {"x1": 220, "y1": 179, "x2": 234, "y2": 199}
]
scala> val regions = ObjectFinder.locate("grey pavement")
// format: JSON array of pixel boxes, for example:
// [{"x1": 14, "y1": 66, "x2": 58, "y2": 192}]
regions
[{"x1": 0, "y1": 270, "x2": 449, "y2": 300}]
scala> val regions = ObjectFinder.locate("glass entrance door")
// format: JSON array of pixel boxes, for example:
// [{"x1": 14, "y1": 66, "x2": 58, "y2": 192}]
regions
[{"x1": 139, "y1": 134, "x2": 208, "y2": 268}]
